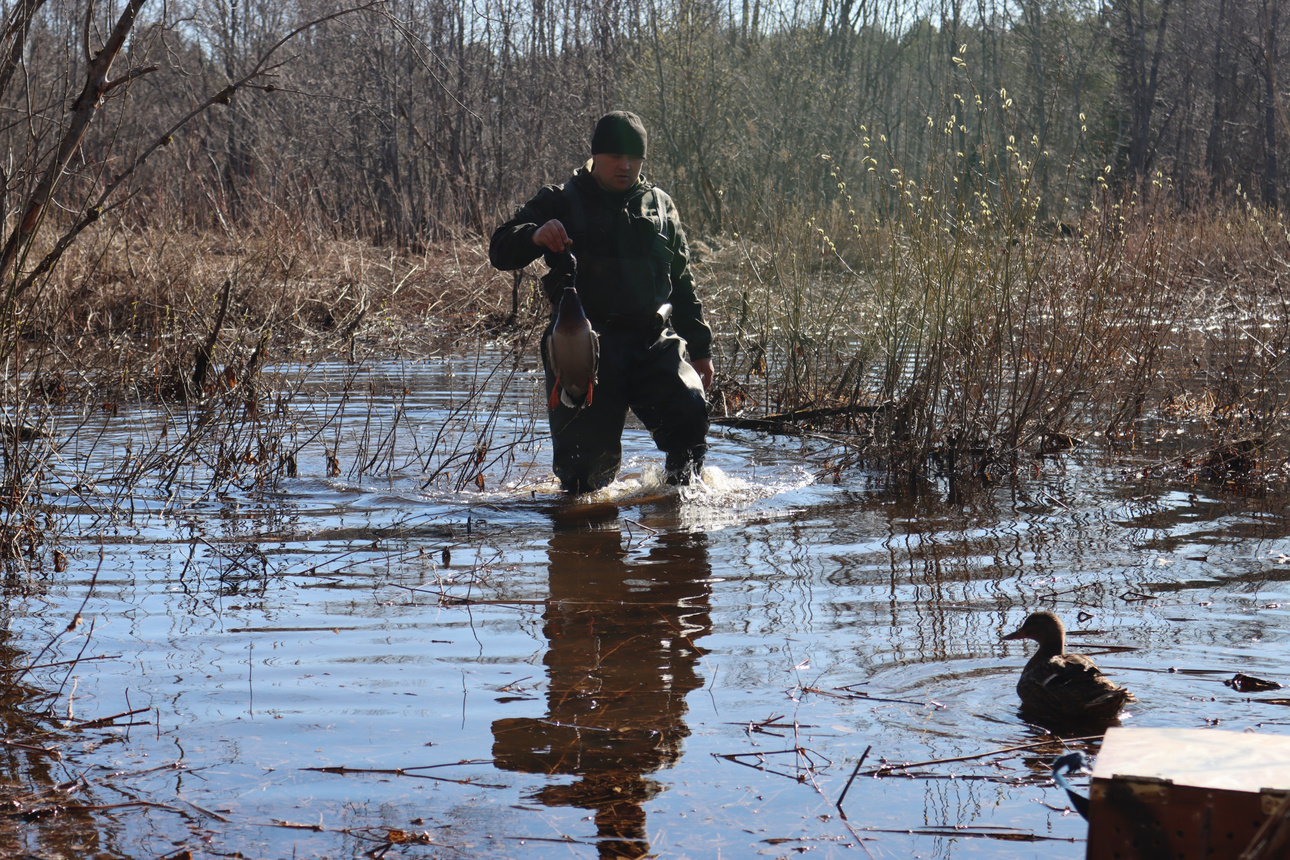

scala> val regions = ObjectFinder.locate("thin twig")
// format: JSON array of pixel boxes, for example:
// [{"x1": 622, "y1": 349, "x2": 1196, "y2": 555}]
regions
[
  {"x1": 0, "y1": 738, "x2": 60, "y2": 757},
  {"x1": 62, "y1": 706, "x2": 152, "y2": 731},
  {"x1": 0, "y1": 654, "x2": 119, "y2": 675},
  {"x1": 20, "y1": 547, "x2": 103, "y2": 686},
  {"x1": 836, "y1": 744, "x2": 870, "y2": 816},
  {"x1": 857, "y1": 736, "x2": 1103, "y2": 777},
  {"x1": 856, "y1": 826, "x2": 1077, "y2": 842},
  {"x1": 302, "y1": 761, "x2": 506, "y2": 788},
  {"x1": 807, "y1": 685, "x2": 943, "y2": 707}
]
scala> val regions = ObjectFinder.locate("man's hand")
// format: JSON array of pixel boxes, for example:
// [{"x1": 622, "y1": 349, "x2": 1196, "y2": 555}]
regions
[
  {"x1": 691, "y1": 358, "x2": 714, "y2": 390},
  {"x1": 532, "y1": 219, "x2": 572, "y2": 253}
]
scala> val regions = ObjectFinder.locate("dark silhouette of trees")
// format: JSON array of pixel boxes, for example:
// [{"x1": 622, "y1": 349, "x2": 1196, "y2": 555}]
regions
[{"x1": 0, "y1": 0, "x2": 1287, "y2": 257}]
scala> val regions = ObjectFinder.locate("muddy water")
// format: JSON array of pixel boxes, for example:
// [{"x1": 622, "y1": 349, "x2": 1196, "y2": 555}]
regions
[{"x1": 7, "y1": 358, "x2": 1290, "y2": 859}]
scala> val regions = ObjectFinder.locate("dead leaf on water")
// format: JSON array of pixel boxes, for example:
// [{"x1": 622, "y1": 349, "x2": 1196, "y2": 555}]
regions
[{"x1": 1225, "y1": 673, "x2": 1283, "y2": 693}]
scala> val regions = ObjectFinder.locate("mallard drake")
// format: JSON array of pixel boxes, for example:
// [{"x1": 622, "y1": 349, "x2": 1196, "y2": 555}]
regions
[
  {"x1": 1002, "y1": 611, "x2": 1136, "y2": 724},
  {"x1": 544, "y1": 254, "x2": 599, "y2": 410}
]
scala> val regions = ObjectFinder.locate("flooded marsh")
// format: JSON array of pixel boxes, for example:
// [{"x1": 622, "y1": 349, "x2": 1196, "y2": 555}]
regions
[
  {"x1": 5, "y1": 3, "x2": 1290, "y2": 853},
  {"x1": 3, "y1": 356, "x2": 1290, "y2": 859}
]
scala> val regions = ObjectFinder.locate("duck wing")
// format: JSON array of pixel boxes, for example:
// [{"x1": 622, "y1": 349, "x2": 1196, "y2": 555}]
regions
[
  {"x1": 1017, "y1": 654, "x2": 1136, "y2": 722},
  {"x1": 545, "y1": 325, "x2": 599, "y2": 407},
  {"x1": 545, "y1": 287, "x2": 600, "y2": 408}
]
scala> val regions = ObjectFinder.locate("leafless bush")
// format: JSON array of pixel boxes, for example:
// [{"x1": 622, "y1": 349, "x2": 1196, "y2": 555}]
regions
[{"x1": 703, "y1": 70, "x2": 1290, "y2": 489}]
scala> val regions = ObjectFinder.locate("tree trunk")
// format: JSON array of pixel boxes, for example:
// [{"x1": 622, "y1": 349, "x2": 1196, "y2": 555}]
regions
[
  {"x1": 1205, "y1": 0, "x2": 1234, "y2": 196},
  {"x1": 1117, "y1": 0, "x2": 1174, "y2": 184},
  {"x1": 1261, "y1": 0, "x2": 1281, "y2": 209}
]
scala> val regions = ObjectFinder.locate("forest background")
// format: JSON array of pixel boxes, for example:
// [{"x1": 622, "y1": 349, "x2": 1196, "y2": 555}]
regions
[
  {"x1": 18, "y1": 0, "x2": 1270, "y2": 241},
  {"x1": 33, "y1": 0, "x2": 1277, "y2": 241}
]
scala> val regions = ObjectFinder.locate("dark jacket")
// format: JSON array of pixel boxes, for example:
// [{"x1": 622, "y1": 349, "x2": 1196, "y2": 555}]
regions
[{"x1": 489, "y1": 168, "x2": 713, "y2": 361}]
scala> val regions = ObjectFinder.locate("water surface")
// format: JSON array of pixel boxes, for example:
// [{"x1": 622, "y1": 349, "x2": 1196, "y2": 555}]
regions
[{"x1": 6, "y1": 358, "x2": 1290, "y2": 859}]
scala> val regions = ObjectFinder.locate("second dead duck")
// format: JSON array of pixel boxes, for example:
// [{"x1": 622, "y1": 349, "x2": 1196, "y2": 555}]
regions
[{"x1": 1003, "y1": 611, "x2": 1136, "y2": 724}]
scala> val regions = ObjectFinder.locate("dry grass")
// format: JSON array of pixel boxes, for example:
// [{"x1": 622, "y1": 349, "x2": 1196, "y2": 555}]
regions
[
  {"x1": 0, "y1": 219, "x2": 545, "y2": 572},
  {"x1": 15, "y1": 221, "x2": 530, "y2": 397},
  {"x1": 699, "y1": 189, "x2": 1290, "y2": 488}
]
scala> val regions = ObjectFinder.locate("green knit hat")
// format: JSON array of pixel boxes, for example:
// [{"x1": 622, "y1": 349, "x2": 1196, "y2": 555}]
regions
[{"x1": 591, "y1": 111, "x2": 648, "y2": 158}]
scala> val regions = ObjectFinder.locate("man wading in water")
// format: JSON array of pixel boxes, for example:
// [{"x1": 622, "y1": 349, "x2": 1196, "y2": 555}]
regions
[{"x1": 489, "y1": 111, "x2": 715, "y2": 494}]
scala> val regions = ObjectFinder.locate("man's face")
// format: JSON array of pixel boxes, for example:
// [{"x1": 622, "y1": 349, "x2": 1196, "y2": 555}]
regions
[{"x1": 590, "y1": 152, "x2": 644, "y2": 193}]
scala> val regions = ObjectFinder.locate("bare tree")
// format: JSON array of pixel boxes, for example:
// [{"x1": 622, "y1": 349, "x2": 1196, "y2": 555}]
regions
[{"x1": 1112, "y1": 0, "x2": 1175, "y2": 185}]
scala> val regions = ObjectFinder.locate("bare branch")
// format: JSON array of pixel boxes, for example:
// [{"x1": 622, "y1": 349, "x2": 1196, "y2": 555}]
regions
[
  {"x1": 0, "y1": 0, "x2": 49, "y2": 106},
  {"x1": 0, "y1": 0, "x2": 148, "y2": 291},
  {"x1": 82, "y1": 0, "x2": 93, "y2": 66},
  {"x1": 105, "y1": 64, "x2": 159, "y2": 93},
  {"x1": 7, "y1": 1, "x2": 386, "y2": 303}
]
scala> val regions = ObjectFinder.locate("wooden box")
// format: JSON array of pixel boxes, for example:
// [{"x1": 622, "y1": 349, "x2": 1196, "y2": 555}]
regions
[{"x1": 1087, "y1": 727, "x2": 1290, "y2": 859}]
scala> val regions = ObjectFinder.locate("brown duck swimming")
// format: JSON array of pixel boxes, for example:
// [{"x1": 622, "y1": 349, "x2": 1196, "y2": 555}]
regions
[{"x1": 1002, "y1": 611, "x2": 1136, "y2": 724}]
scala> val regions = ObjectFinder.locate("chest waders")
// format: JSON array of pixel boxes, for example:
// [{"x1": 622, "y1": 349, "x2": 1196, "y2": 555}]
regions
[{"x1": 544, "y1": 181, "x2": 709, "y2": 493}]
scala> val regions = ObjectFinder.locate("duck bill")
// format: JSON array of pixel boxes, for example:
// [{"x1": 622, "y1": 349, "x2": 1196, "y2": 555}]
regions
[{"x1": 1001, "y1": 628, "x2": 1025, "y2": 641}]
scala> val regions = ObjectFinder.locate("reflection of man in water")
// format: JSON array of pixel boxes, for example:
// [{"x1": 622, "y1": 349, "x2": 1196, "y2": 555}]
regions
[{"x1": 492, "y1": 524, "x2": 711, "y2": 859}]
